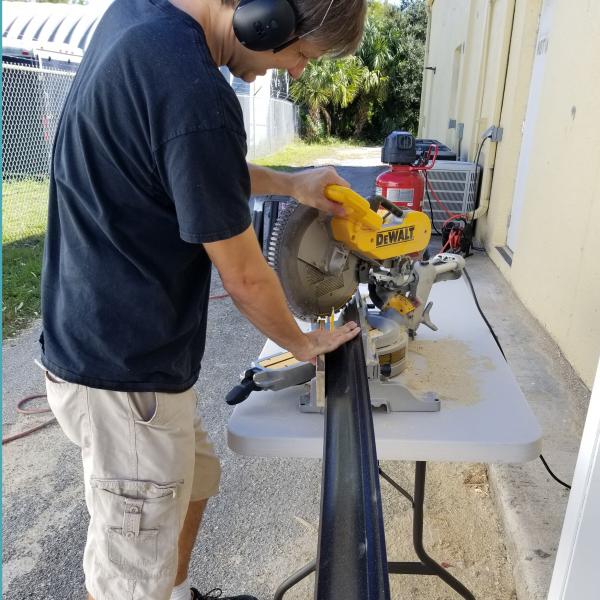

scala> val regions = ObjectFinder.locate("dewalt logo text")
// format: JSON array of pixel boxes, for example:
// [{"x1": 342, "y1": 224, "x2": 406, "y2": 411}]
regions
[{"x1": 376, "y1": 226, "x2": 415, "y2": 247}]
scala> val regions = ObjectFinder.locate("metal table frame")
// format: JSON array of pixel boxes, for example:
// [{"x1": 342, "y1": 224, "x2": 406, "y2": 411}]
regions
[
  {"x1": 274, "y1": 461, "x2": 474, "y2": 600},
  {"x1": 228, "y1": 278, "x2": 543, "y2": 599}
]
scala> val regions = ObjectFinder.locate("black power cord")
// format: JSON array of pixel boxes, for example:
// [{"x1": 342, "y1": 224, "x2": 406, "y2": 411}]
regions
[
  {"x1": 539, "y1": 455, "x2": 571, "y2": 490},
  {"x1": 463, "y1": 267, "x2": 572, "y2": 491},
  {"x1": 473, "y1": 134, "x2": 490, "y2": 175},
  {"x1": 465, "y1": 134, "x2": 491, "y2": 229},
  {"x1": 463, "y1": 269, "x2": 506, "y2": 360},
  {"x1": 424, "y1": 170, "x2": 442, "y2": 236}
]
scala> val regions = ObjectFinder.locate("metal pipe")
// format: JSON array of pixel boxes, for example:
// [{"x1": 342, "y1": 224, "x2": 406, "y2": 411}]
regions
[
  {"x1": 314, "y1": 300, "x2": 391, "y2": 600},
  {"x1": 471, "y1": 0, "x2": 517, "y2": 222}
]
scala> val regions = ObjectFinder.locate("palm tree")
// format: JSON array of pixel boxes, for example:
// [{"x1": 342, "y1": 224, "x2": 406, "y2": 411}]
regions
[
  {"x1": 290, "y1": 57, "x2": 366, "y2": 139},
  {"x1": 289, "y1": 0, "x2": 426, "y2": 141}
]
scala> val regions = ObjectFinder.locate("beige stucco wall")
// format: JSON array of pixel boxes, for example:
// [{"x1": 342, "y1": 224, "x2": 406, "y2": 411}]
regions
[{"x1": 420, "y1": 0, "x2": 600, "y2": 387}]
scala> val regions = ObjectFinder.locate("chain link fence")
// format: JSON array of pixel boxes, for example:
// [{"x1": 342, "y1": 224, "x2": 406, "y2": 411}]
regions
[
  {"x1": 2, "y1": 63, "x2": 76, "y2": 242},
  {"x1": 2, "y1": 63, "x2": 298, "y2": 242},
  {"x1": 238, "y1": 95, "x2": 299, "y2": 160}
]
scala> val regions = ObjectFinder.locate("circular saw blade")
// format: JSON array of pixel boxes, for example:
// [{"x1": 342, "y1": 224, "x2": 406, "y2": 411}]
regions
[{"x1": 267, "y1": 200, "x2": 359, "y2": 321}]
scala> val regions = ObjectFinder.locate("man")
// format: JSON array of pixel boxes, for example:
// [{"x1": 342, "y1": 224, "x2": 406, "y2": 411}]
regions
[{"x1": 41, "y1": 0, "x2": 367, "y2": 598}]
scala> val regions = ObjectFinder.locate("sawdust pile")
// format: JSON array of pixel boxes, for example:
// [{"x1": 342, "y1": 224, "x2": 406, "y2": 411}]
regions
[
  {"x1": 381, "y1": 461, "x2": 516, "y2": 600},
  {"x1": 403, "y1": 338, "x2": 494, "y2": 406}
]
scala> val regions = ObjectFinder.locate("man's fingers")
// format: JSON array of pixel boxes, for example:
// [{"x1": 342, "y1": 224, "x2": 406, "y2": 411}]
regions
[
  {"x1": 347, "y1": 325, "x2": 361, "y2": 338},
  {"x1": 326, "y1": 199, "x2": 347, "y2": 217},
  {"x1": 329, "y1": 322, "x2": 359, "y2": 339},
  {"x1": 320, "y1": 166, "x2": 349, "y2": 187},
  {"x1": 329, "y1": 322, "x2": 360, "y2": 348},
  {"x1": 300, "y1": 192, "x2": 345, "y2": 216},
  {"x1": 338, "y1": 325, "x2": 361, "y2": 343},
  {"x1": 298, "y1": 323, "x2": 361, "y2": 362},
  {"x1": 292, "y1": 166, "x2": 353, "y2": 216}
]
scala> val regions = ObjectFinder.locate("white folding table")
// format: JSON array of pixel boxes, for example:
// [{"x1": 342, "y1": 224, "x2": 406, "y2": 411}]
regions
[{"x1": 227, "y1": 276, "x2": 542, "y2": 598}]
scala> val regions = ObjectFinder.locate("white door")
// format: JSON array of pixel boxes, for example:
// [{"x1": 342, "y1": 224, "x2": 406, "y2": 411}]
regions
[
  {"x1": 506, "y1": 0, "x2": 555, "y2": 250},
  {"x1": 548, "y1": 360, "x2": 600, "y2": 599}
]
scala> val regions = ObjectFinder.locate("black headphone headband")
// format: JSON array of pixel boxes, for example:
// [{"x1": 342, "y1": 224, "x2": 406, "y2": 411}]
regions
[{"x1": 232, "y1": 0, "x2": 298, "y2": 52}]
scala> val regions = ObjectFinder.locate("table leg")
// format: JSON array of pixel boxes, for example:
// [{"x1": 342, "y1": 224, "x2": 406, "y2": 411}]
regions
[
  {"x1": 274, "y1": 461, "x2": 476, "y2": 600},
  {"x1": 273, "y1": 558, "x2": 316, "y2": 600},
  {"x1": 387, "y1": 461, "x2": 475, "y2": 600}
]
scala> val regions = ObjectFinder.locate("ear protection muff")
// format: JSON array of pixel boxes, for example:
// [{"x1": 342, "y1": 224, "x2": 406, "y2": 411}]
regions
[{"x1": 232, "y1": 0, "x2": 298, "y2": 52}]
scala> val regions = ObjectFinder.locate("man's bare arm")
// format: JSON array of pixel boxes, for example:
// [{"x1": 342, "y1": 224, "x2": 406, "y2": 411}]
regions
[
  {"x1": 204, "y1": 225, "x2": 359, "y2": 362},
  {"x1": 248, "y1": 164, "x2": 349, "y2": 216}
]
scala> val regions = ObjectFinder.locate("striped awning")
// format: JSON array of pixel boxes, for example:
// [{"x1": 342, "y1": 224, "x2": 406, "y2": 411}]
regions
[{"x1": 2, "y1": 1, "x2": 112, "y2": 53}]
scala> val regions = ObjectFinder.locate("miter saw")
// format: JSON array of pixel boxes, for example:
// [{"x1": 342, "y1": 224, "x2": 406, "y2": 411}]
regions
[{"x1": 226, "y1": 185, "x2": 465, "y2": 412}]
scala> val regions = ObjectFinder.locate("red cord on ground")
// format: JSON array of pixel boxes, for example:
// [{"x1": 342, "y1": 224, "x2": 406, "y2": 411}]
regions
[
  {"x1": 2, "y1": 394, "x2": 56, "y2": 445},
  {"x1": 442, "y1": 213, "x2": 468, "y2": 228}
]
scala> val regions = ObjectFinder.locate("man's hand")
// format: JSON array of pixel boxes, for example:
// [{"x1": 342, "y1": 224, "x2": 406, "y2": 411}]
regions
[
  {"x1": 205, "y1": 227, "x2": 361, "y2": 362},
  {"x1": 291, "y1": 321, "x2": 361, "y2": 363},
  {"x1": 289, "y1": 166, "x2": 350, "y2": 217},
  {"x1": 248, "y1": 164, "x2": 351, "y2": 217}
]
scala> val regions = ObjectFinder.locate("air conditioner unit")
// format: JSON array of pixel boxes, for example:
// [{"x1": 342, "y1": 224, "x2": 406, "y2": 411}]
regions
[{"x1": 423, "y1": 161, "x2": 481, "y2": 232}]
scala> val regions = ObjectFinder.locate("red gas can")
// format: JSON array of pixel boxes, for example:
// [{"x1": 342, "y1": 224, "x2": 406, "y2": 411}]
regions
[
  {"x1": 375, "y1": 132, "x2": 437, "y2": 212},
  {"x1": 375, "y1": 165, "x2": 425, "y2": 211}
]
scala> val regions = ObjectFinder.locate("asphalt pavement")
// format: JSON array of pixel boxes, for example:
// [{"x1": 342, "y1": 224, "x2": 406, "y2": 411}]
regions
[{"x1": 2, "y1": 160, "x2": 590, "y2": 599}]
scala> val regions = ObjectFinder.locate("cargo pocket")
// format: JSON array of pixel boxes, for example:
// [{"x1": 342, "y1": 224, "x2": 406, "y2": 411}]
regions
[{"x1": 90, "y1": 478, "x2": 182, "y2": 580}]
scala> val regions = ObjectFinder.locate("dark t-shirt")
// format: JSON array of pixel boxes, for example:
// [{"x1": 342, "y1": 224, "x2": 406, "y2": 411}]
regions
[{"x1": 40, "y1": 0, "x2": 252, "y2": 391}]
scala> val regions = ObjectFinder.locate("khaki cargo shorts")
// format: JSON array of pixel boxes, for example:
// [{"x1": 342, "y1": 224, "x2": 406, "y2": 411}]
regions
[{"x1": 45, "y1": 371, "x2": 221, "y2": 600}]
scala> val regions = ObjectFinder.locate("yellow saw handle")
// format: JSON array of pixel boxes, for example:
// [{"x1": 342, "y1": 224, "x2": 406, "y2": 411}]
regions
[
  {"x1": 325, "y1": 184, "x2": 431, "y2": 260},
  {"x1": 325, "y1": 185, "x2": 383, "y2": 231}
]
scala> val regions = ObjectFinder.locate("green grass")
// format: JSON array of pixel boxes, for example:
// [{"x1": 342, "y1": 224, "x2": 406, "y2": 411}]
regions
[
  {"x1": 2, "y1": 178, "x2": 49, "y2": 338},
  {"x1": 253, "y1": 138, "x2": 370, "y2": 168},
  {"x1": 3, "y1": 235, "x2": 44, "y2": 338},
  {"x1": 2, "y1": 178, "x2": 49, "y2": 243}
]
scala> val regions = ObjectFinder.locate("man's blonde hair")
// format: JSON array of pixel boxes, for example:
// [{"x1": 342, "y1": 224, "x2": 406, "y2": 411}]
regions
[{"x1": 294, "y1": 0, "x2": 366, "y2": 57}]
